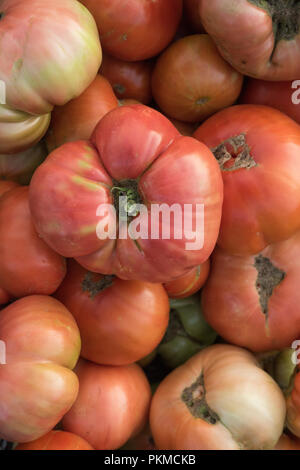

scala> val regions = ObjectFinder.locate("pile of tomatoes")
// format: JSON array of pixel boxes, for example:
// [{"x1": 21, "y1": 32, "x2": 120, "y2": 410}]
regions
[{"x1": 1, "y1": 0, "x2": 300, "y2": 451}]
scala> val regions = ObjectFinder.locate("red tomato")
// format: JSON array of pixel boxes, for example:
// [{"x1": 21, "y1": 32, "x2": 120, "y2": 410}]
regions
[
  {"x1": 0, "y1": 142, "x2": 47, "y2": 185},
  {"x1": 0, "y1": 295, "x2": 81, "y2": 443},
  {"x1": 30, "y1": 104, "x2": 223, "y2": 283},
  {"x1": 62, "y1": 359, "x2": 152, "y2": 450},
  {"x1": 0, "y1": 288, "x2": 10, "y2": 305},
  {"x1": 100, "y1": 55, "x2": 153, "y2": 105},
  {"x1": 46, "y1": 75, "x2": 118, "y2": 152},
  {"x1": 15, "y1": 430, "x2": 94, "y2": 450},
  {"x1": 164, "y1": 260, "x2": 210, "y2": 299},
  {"x1": 0, "y1": 105, "x2": 50, "y2": 155},
  {"x1": 80, "y1": 0, "x2": 183, "y2": 61},
  {"x1": 150, "y1": 344, "x2": 286, "y2": 450},
  {"x1": 194, "y1": 104, "x2": 300, "y2": 255},
  {"x1": 0, "y1": 0, "x2": 101, "y2": 115},
  {"x1": 199, "y1": 0, "x2": 300, "y2": 80},
  {"x1": 55, "y1": 259, "x2": 169, "y2": 365},
  {"x1": 239, "y1": 79, "x2": 300, "y2": 124},
  {"x1": 0, "y1": 186, "x2": 66, "y2": 299},
  {"x1": 202, "y1": 232, "x2": 300, "y2": 352},
  {"x1": 152, "y1": 35, "x2": 243, "y2": 123}
]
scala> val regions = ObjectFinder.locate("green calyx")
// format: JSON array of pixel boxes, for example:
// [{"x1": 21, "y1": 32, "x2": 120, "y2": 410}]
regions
[
  {"x1": 81, "y1": 272, "x2": 115, "y2": 299},
  {"x1": 111, "y1": 179, "x2": 143, "y2": 222}
]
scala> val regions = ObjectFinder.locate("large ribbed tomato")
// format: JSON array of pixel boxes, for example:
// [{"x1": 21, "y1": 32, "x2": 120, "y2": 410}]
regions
[
  {"x1": 199, "y1": 0, "x2": 300, "y2": 80},
  {"x1": 0, "y1": 295, "x2": 81, "y2": 443},
  {"x1": 30, "y1": 104, "x2": 223, "y2": 283},
  {"x1": 0, "y1": 0, "x2": 101, "y2": 115},
  {"x1": 55, "y1": 259, "x2": 169, "y2": 365},
  {"x1": 194, "y1": 105, "x2": 300, "y2": 255}
]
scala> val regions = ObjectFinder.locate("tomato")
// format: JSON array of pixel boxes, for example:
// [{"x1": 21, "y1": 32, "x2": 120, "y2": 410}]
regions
[
  {"x1": 118, "y1": 98, "x2": 140, "y2": 106},
  {"x1": 275, "y1": 434, "x2": 300, "y2": 450},
  {"x1": 239, "y1": 79, "x2": 300, "y2": 124},
  {"x1": 152, "y1": 35, "x2": 243, "y2": 123},
  {"x1": 199, "y1": 0, "x2": 300, "y2": 81},
  {"x1": 168, "y1": 119, "x2": 198, "y2": 137},
  {"x1": 62, "y1": 359, "x2": 152, "y2": 450},
  {"x1": 157, "y1": 295, "x2": 217, "y2": 369},
  {"x1": 183, "y1": 0, "x2": 205, "y2": 33},
  {"x1": 29, "y1": 104, "x2": 223, "y2": 283},
  {"x1": 202, "y1": 232, "x2": 300, "y2": 352},
  {"x1": 0, "y1": 295, "x2": 81, "y2": 442},
  {"x1": 0, "y1": 105, "x2": 50, "y2": 154},
  {"x1": 55, "y1": 259, "x2": 169, "y2": 365},
  {"x1": 164, "y1": 260, "x2": 210, "y2": 299},
  {"x1": 100, "y1": 55, "x2": 153, "y2": 105},
  {"x1": 286, "y1": 373, "x2": 300, "y2": 438},
  {"x1": 122, "y1": 425, "x2": 156, "y2": 451},
  {"x1": 194, "y1": 104, "x2": 300, "y2": 256},
  {"x1": 80, "y1": 0, "x2": 182, "y2": 61},
  {"x1": 15, "y1": 430, "x2": 94, "y2": 450},
  {"x1": 0, "y1": 288, "x2": 10, "y2": 305},
  {"x1": 0, "y1": 186, "x2": 66, "y2": 299},
  {"x1": 46, "y1": 75, "x2": 118, "y2": 152},
  {"x1": 0, "y1": 141, "x2": 47, "y2": 185},
  {"x1": 150, "y1": 344, "x2": 286, "y2": 450},
  {"x1": 0, "y1": 0, "x2": 101, "y2": 115}
]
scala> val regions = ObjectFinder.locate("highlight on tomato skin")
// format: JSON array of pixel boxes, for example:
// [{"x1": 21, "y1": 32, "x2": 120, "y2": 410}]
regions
[{"x1": 15, "y1": 430, "x2": 94, "y2": 451}]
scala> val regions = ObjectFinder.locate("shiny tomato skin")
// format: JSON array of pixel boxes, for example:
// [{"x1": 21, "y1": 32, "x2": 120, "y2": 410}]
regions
[
  {"x1": 55, "y1": 260, "x2": 169, "y2": 365},
  {"x1": 80, "y1": 0, "x2": 183, "y2": 61},
  {"x1": 100, "y1": 55, "x2": 153, "y2": 105},
  {"x1": 164, "y1": 260, "x2": 210, "y2": 299},
  {"x1": 152, "y1": 35, "x2": 243, "y2": 123},
  {"x1": 202, "y1": 232, "x2": 300, "y2": 352},
  {"x1": 0, "y1": 186, "x2": 66, "y2": 299},
  {"x1": 0, "y1": 142, "x2": 47, "y2": 185},
  {"x1": 46, "y1": 75, "x2": 119, "y2": 152},
  {"x1": 30, "y1": 104, "x2": 223, "y2": 283},
  {"x1": 194, "y1": 104, "x2": 300, "y2": 255},
  {"x1": 199, "y1": 0, "x2": 300, "y2": 81},
  {"x1": 0, "y1": 0, "x2": 102, "y2": 115},
  {"x1": 150, "y1": 344, "x2": 286, "y2": 450},
  {"x1": 62, "y1": 359, "x2": 152, "y2": 450},
  {"x1": 0, "y1": 295, "x2": 81, "y2": 443},
  {"x1": 239, "y1": 79, "x2": 300, "y2": 124},
  {"x1": 15, "y1": 430, "x2": 94, "y2": 450}
]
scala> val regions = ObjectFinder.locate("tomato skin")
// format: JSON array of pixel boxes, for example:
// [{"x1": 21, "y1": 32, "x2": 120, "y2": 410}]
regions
[
  {"x1": 46, "y1": 75, "x2": 118, "y2": 152},
  {"x1": 150, "y1": 344, "x2": 286, "y2": 450},
  {"x1": 0, "y1": 105, "x2": 50, "y2": 155},
  {"x1": 0, "y1": 0, "x2": 102, "y2": 115},
  {"x1": 0, "y1": 180, "x2": 19, "y2": 198},
  {"x1": 30, "y1": 104, "x2": 223, "y2": 283},
  {"x1": 80, "y1": 0, "x2": 182, "y2": 61},
  {"x1": 62, "y1": 359, "x2": 152, "y2": 450},
  {"x1": 239, "y1": 79, "x2": 300, "y2": 125},
  {"x1": 202, "y1": 232, "x2": 300, "y2": 352},
  {"x1": 0, "y1": 295, "x2": 81, "y2": 443},
  {"x1": 0, "y1": 141, "x2": 47, "y2": 184},
  {"x1": 100, "y1": 55, "x2": 153, "y2": 105},
  {"x1": 152, "y1": 35, "x2": 243, "y2": 123},
  {"x1": 194, "y1": 104, "x2": 300, "y2": 255},
  {"x1": 199, "y1": 0, "x2": 300, "y2": 81},
  {"x1": 164, "y1": 260, "x2": 210, "y2": 299},
  {"x1": 287, "y1": 373, "x2": 300, "y2": 438},
  {"x1": 15, "y1": 430, "x2": 94, "y2": 450},
  {"x1": 0, "y1": 186, "x2": 66, "y2": 299},
  {"x1": 168, "y1": 118, "x2": 197, "y2": 137},
  {"x1": 55, "y1": 260, "x2": 169, "y2": 365}
]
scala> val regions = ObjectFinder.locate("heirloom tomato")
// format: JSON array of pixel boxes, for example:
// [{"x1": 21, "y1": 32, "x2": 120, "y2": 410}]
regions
[
  {"x1": 194, "y1": 105, "x2": 300, "y2": 255},
  {"x1": 150, "y1": 344, "x2": 286, "y2": 450},
  {"x1": 0, "y1": 295, "x2": 80, "y2": 443},
  {"x1": 199, "y1": 0, "x2": 300, "y2": 80},
  {"x1": 15, "y1": 431, "x2": 94, "y2": 450},
  {"x1": 164, "y1": 260, "x2": 210, "y2": 299},
  {"x1": 30, "y1": 104, "x2": 223, "y2": 283},
  {"x1": 62, "y1": 359, "x2": 151, "y2": 450},
  {"x1": 0, "y1": 0, "x2": 102, "y2": 115},
  {"x1": 55, "y1": 260, "x2": 169, "y2": 365}
]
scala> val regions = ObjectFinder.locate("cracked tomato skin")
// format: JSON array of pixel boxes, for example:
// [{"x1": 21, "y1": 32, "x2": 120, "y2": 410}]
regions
[
  {"x1": 80, "y1": 0, "x2": 182, "y2": 61},
  {"x1": 150, "y1": 344, "x2": 285, "y2": 450},
  {"x1": 199, "y1": 0, "x2": 300, "y2": 81},
  {"x1": 194, "y1": 104, "x2": 300, "y2": 256},
  {"x1": 0, "y1": 0, "x2": 102, "y2": 115},
  {"x1": 0, "y1": 295, "x2": 81, "y2": 443},
  {"x1": 29, "y1": 104, "x2": 223, "y2": 283},
  {"x1": 202, "y1": 232, "x2": 300, "y2": 352}
]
